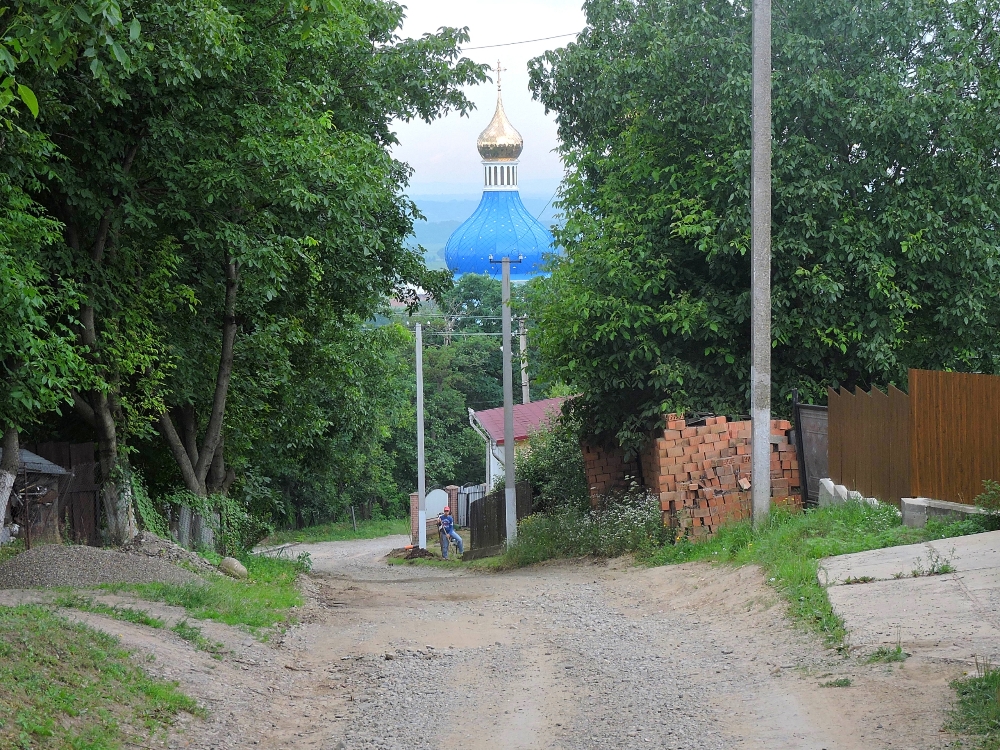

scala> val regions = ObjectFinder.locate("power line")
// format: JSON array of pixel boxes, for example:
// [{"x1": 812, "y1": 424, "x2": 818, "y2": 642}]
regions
[{"x1": 464, "y1": 32, "x2": 580, "y2": 50}]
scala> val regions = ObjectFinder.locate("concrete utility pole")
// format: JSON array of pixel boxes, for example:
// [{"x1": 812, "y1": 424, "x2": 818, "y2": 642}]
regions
[
  {"x1": 490, "y1": 254, "x2": 521, "y2": 543},
  {"x1": 519, "y1": 317, "x2": 530, "y2": 404},
  {"x1": 416, "y1": 323, "x2": 427, "y2": 549},
  {"x1": 750, "y1": 0, "x2": 772, "y2": 525},
  {"x1": 501, "y1": 258, "x2": 517, "y2": 542}
]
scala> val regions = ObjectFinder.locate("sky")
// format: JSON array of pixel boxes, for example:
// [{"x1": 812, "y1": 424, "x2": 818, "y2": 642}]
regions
[{"x1": 392, "y1": 0, "x2": 588, "y2": 200}]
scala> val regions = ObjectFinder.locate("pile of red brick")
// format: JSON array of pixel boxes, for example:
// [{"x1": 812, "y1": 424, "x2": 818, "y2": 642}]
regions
[
  {"x1": 581, "y1": 443, "x2": 639, "y2": 498},
  {"x1": 583, "y1": 415, "x2": 801, "y2": 539},
  {"x1": 645, "y1": 415, "x2": 801, "y2": 537}
]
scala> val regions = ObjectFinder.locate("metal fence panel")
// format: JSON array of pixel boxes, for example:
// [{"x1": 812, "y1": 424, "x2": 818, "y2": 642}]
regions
[{"x1": 910, "y1": 369, "x2": 1000, "y2": 504}]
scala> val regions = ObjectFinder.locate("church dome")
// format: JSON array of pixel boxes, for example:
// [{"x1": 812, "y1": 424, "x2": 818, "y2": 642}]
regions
[
  {"x1": 445, "y1": 65, "x2": 557, "y2": 281},
  {"x1": 477, "y1": 91, "x2": 523, "y2": 161},
  {"x1": 444, "y1": 192, "x2": 553, "y2": 280}
]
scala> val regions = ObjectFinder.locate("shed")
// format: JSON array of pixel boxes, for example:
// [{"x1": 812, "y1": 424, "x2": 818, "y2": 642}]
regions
[
  {"x1": 469, "y1": 397, "x2": 566, "y2": 490},
  {"x1": 0, "y1": 448, "x2": 70, "y2": 545}
]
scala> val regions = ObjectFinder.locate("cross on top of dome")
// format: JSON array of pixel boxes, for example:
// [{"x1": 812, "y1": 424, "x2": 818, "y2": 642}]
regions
[{"x1": 477, "y1": 60, "x2": 523, "y2": 161}]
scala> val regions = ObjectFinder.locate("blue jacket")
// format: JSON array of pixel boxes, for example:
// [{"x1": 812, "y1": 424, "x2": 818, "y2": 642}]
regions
[{"x1": 439, "y1": 514, "x2": 455, "y2": 533}]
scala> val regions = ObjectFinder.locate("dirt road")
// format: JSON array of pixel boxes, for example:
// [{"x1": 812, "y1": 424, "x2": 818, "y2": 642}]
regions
[{"x1": 25, "y1": 536, "x2": 964, "y2": 749}]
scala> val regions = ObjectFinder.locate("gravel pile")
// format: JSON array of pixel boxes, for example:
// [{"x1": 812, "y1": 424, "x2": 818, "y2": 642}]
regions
[
  {"x1": 0, "y1": 543, "x2": 201, "y2": 589},
  {"x1": 122, "y1": 531, "x2": 217, "y2": 574}
]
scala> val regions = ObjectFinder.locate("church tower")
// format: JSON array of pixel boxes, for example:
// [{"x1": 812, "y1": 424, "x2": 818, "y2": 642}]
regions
[{"x1": 444, "y1": 64, "x2": 555, "y2": 281}]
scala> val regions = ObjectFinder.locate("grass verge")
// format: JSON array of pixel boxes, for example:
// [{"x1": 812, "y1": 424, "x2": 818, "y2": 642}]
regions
[
  {"x1": 53, "y1": 592, "x2": 166, "y2": 629},
  {"x1": 647, "y1": 501, "x2": 986, "y2": 646},
  {"x1": 171, "y1": 620, "x2": 228, "y2": 658},
  {"x1": 0, "y1": 604, "x2": 199, "y2": 749},
  {"x1": 948, "y1": 657, "x2": 1000, "y2": 749},
  {"x1": 262, "y1": 517, "x2": 409, "y2": 545},
  {"x1": 102, "y1": 553, "x2": 305, "y2": 638}
]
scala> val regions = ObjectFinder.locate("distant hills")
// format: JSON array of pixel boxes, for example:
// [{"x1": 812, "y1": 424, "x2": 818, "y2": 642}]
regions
[{"x1": 406, "y1": 196, "x2": 562, "y2": 271}]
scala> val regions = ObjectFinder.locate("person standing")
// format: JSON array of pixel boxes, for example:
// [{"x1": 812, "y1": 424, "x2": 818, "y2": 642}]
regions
[{"x1": 437, "y1": 506, "x2": 463, "y2": 559}]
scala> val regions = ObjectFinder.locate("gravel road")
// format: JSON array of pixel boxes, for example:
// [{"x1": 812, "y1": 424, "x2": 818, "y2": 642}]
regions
[
  {"x1": 6, "y1": 536, "x2": 962, "y2": 749},
  {"x1": 0, "y1": 543, "x2": 199, "y2": 588}
]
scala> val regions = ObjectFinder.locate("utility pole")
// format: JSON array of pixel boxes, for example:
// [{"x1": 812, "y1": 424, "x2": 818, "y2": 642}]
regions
[
  {"x1": 416, "y1": 323, "x2": 427, "y2": 549},
  {"x1": 750, "y1": 0, "x2": 772, "y2": 525},
  {"x1": 491, "y1": 254, "x2": 521, "y2": 543},
  {"x1": 519, "y1": 317, "x2": 530, "y2": 404}
]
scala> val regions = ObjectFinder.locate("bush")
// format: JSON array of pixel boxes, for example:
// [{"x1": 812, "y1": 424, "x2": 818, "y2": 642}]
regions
[
  {"x1": 499, "y1": 482, "x2": 667, "y2": 567},
  {"x1": 503, "y1": 420, "x2": 590, "y2": 513},
  {"x1": 975, "y1": 480, "x2": 1000, "y2": 531}
]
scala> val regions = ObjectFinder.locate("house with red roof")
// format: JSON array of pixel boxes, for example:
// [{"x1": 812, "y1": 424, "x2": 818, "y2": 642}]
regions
[{"x1": 468, "y1": 397, "x2": 566, "y2": 490}]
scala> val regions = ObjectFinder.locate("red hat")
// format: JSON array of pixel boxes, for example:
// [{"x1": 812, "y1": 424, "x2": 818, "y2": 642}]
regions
[{"x1": 443, "y1": 506, "x2": 451, "y2": 513}]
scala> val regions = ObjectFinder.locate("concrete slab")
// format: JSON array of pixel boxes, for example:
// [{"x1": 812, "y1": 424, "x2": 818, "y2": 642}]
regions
[
  {"x1": 901, "y1": 496, "x2": 987, "y2": 528},
  {"x1": 821, "y1": 530, "x2": 1000, "y2": 663}
]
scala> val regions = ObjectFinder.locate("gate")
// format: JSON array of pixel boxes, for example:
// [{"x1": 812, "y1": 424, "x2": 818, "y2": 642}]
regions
[
  {"x1": 792, "y1": 393, "x2": 829, "y2": 507},
  {"x1": 467, "y1": 481, "x2": 532, "y2": 558},
  {"x1": 25, "y1": 442, "x2": 100, "y2": 545}
]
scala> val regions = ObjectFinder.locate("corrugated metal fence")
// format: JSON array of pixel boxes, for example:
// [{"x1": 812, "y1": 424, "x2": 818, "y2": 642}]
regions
[{"x1": 828, "y1": 369, "x2": 1000, "y2": 506}]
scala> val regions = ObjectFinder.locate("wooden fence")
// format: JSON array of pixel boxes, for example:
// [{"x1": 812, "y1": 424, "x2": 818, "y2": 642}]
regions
[
  {"x1": 828, "y1": 369, "x2": 1000, "y2": 506},
  {"x1": 467, "y1": 481, "x2": 532, "y2": 557}
]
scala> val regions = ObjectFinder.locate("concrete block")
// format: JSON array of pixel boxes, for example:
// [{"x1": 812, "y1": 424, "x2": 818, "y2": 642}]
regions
[
  {"x1": 901, "y1": 497, "x2": 986, "y2": 528},
  {"x1": 818, "y1": 478, "x2": 837, "y2": 507},
  {"x1": 834, "y1": 484, "x2": 851, "y2": 503}
]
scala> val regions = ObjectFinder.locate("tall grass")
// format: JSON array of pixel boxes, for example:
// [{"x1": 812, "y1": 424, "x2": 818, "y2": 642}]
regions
[
  {"x1": 948, "y1": 657, "x2": 1000, "y2": 749},
  {"x1": 497, "y1": 486, "x2": 668, "y2": 568}
]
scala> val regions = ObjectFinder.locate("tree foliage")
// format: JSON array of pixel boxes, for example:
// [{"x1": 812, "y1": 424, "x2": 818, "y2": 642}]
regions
[
  {"x1": 2, "y1": 0, "x2": 488, "y2": 543},
  {"x1": 528, "y1": 0, "x2": 1000, "y2": 453}
]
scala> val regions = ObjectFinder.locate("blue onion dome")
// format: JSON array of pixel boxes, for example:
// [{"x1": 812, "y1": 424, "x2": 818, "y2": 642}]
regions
[{"x1": 445, "y1": 74, "x2": 555, "y2": 282}]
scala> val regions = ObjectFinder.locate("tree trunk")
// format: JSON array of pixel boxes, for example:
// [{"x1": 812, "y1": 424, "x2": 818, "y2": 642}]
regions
[
  {"x1": 156, "y1": 257, "x2": 239, "y2": 550},
  {"x1": 0, "y1": 426, "x2": 19, "y2": 543}
]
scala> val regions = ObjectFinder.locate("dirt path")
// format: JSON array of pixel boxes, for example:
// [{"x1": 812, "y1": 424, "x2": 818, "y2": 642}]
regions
[{"x1": 12, "y1": 536, "x2": 963, "y2": 749}]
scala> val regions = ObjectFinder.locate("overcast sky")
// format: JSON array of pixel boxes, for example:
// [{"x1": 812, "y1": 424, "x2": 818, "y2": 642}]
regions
[{"x1": 392, "y1": 0, "x2": 587, "y2": 199}]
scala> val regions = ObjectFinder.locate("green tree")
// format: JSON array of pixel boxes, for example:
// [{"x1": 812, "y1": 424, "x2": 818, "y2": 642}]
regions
[
  {"x1": 528, "y1": 0, "x2": 1000, "y2": 453},
  {"x1": 0, "y1": 1, "x2": 129, "y2": 534},
  {"x1": 10, "y1": 0, "x2": 485, "y2": 543}
]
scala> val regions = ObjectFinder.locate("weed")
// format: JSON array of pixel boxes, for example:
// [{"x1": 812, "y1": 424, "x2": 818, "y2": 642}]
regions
[
  {"x1": 496, "y1": 483, "x2": 668, "y2": 569},
  {"x1": 843, "y1": 575, "x2": 876, "y2": 585},
  {"x1": 262, "y1": 517, "x2": 410, "y2": 546},
  {"x1": 102, "y1": 552, "x2": 303, "y2": 638},
  {"x1": 171, "y1": 620, "x2": 227, "y2": 658},
  {"x1": 0, "y1": 604, "x2": 199, "y2": 749},
  {"x1": 52, "y1": 593, "x2": 165, "y2": 629},
  {"x1": 868, "y1": 628, "x2": 908, "y2": 663},
  {"x1": 948, "y1": 656, "x2": 1000, "y2": 748},
  {"x1": 0, "y1": 538, "x2": 25, "y2": 565},
  {"x1": 912, "y1": 548, "x2": 956, "y2": 577},
  {"x1": 821, "y1": 678, "x2": 852, "y2": 687}
]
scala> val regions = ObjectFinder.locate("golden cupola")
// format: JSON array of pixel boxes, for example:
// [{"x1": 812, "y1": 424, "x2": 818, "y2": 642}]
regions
[{"x1": 477, "y1": 75, "x2": 523, "y2": 161}]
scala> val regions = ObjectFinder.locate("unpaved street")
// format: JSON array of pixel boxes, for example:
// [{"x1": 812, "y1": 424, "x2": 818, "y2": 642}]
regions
[{"x1": 10, "y1": 536, "x2": 963, "y2": 749}]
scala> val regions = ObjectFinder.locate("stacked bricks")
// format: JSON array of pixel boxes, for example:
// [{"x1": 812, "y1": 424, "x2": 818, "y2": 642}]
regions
[
  {"x1": 582, "y1": 445, "x2": 637, "y2": 503},
  {"x1": 644, "y1": 414, "x2": 801, "y2": 538},
  {"x1": 582, "y1": 442, "x2": 638, "y2": 503}
]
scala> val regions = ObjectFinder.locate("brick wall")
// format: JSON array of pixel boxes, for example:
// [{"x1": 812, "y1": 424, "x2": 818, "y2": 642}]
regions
[
  {"x1": 583, "y1": 414, "x2": 802, "y2": 538},
  {"x1": 409, "y1": 492, "x2": 419, "y2": 544},
  {"x1": 582, "y1": 442, "x2": 638, "y2": 502}
]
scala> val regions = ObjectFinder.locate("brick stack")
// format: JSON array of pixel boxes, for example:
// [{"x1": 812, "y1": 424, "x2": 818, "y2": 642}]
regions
[
  {"x1": 582, "y1": 443, "x2": 638, "y2": 500},
  {"x1": 644, "y1": 414, "x2": 801, "y2": 538}
]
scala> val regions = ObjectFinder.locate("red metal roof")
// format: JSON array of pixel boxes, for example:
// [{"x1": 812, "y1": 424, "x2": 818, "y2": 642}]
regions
[{"x1": 473, "y1": 397, "x2": 566, "y2": 446}]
